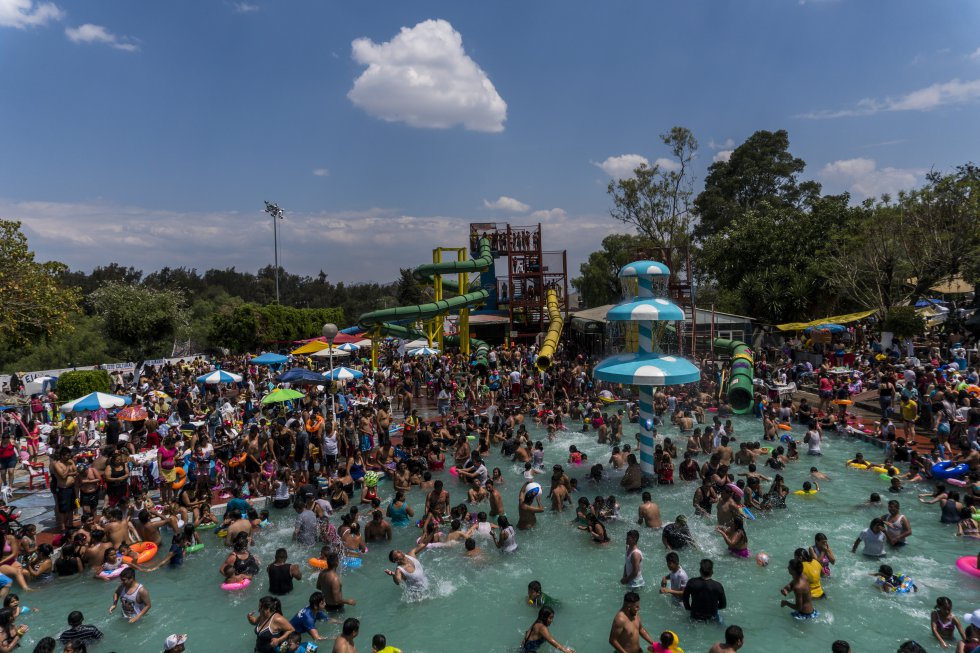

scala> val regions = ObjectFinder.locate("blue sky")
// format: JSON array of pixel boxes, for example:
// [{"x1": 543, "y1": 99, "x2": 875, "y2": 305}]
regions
[{"x1": 1, "y1": 0, "x2": 979, "y2": 282}]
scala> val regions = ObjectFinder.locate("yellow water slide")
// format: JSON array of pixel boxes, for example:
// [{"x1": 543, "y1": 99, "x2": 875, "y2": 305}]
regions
[{"x1": 535, "y1": 289, "x2": 564, "y2": 371}]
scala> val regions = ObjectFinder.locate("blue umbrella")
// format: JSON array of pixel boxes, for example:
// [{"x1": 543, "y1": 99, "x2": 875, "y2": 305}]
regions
[
  {"x1": 334, "y1": 342, "x2": 360, "y2": 352},
  {"x1": 277, "y1": 368, "x2": 327, "y2": 385},
  {"x1": 61, "y1": 392, "x2": 131, "y2": 413},
  {"x1": 197, "y1": 370, "x2": 243, "y2": 384},
  {"x1": 323, "y1": 366, "x2": 364, "y2": 381},
  {"x1": 914, "y1": 298, "x2": 946, "y2": 308},
  {"x1": 408, "y1": 347, "x2": 440, "y2": 357},
  {"x1": 251, "y1": 353, "x2": 289, "y2": 365}
]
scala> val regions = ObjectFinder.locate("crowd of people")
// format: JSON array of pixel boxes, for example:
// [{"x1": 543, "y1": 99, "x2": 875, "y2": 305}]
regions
[{"x1": 0, "y1": 328, "x2": 976, "y2": 652}]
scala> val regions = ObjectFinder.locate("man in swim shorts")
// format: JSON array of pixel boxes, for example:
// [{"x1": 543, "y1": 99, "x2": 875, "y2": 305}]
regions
[
  {"x1": 317, "y1": 553, "x2": 357, "y2": 611},
  {"x1": 608, "y1": 591, "x2": 656, "y2": 653},
  {"x1": 707, "y1": 625, "x2": 744, "y2": 652},
  {"x1": 780, "y1": 559, "x2": 817, "y2": 620}
]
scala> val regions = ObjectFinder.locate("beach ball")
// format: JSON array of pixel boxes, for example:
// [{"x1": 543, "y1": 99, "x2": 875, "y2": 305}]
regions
[
  {"x1": 755, "y1": 552, "x2": 770, "y2": 567},
  {"x1": 523, "y1": 482, "x2": 542, "y2": 503}
]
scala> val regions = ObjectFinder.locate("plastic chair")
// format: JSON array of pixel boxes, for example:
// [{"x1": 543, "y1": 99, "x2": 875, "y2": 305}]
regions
[{"x1": 21, "y1": 462, "x2": 49, "y2": 490}]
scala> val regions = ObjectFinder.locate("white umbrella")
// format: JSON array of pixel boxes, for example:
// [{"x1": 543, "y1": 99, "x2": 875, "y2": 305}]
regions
[
  {"x1": 324, "y1": 366, "x2": 364, "y2": 381},
  {"x1": 196, "y1": 370, "x2": 243, "y2": 384},
  {"x1": 334, "y1": 343, "x2": 360, "y2": 352},
  {"x1": 310, "y1": 347, "x2": 351, "y2": 359},
  {"x1": 60, "y1": 392, "x2": 129, "y2": 413},
  {"x1": 408, "y1": 347, "x2": 441, "y2": 357}
]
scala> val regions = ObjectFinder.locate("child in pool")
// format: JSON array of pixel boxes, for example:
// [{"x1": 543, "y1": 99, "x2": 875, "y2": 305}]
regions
[
  {"x1": 930, "y1": 596, "x2": 965, "y2": 649},
  {"x1": 872, "y1": 564, "x2": 917, "y2": 592},
  {"x1": 96, "y1": 548, "x2": 125, "y2": 580},
  {"x1": 650, "y1": 630, "x2": 682, "y2": 653}
]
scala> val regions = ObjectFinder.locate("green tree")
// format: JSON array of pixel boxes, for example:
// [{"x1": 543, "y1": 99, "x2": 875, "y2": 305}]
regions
[
  {"x1": 208, "y1": 304, "x2": 345, "y2": 353},
  {"x1": 395, "y1": 268, "x2": 424, "y2": 305},
  {"x1": 0, "y1": 220, "x2": 81, "y2": 345},
  {"x1": 572, "y1": 234, "x2": 658, "y2": 307},
  {"x1": 882, "y1": 306, "x2": 926, "y2": 339},
  {"x1": 607, "y1": 126, "x2": 699, "y2": 249},
  {"x1": 694, "y1": 129, "x2": 821, "y2": 240},
  {"x1": 90, "y1": 282, "x2": 187, "y2": 360},
  {"x1": 56, "y1": 369, "x2": 112, "y2": 401}
]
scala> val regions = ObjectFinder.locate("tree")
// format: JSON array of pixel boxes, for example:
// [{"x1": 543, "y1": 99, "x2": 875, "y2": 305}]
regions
[
  {"x1": 882, "y1": 306, "x2": 926, "y2": 340},
  {"x1": 90, "y1": 282, "x2": 187, "y2": 360},
  {"x1": 0, "y1": 220, "x2": 81, "y2": 345},
  {"x1": 694, "y1": 129, "x2": 821, "y2": 240},
  {"x1": 607, "y1": 126, "x2": 698, "y2": 248},
  {"x1": 56, "y1": 369, "x2": 112, "y2": 401},
  {"x1": 395, "y1": 268, "x2": 424, "y2": 305},
  {"x1": 208, "y1": 304, "x2": 345, "y2": 353},
  {"x1": 572, "y1": 234, "x2": 658, "y2": 307}
]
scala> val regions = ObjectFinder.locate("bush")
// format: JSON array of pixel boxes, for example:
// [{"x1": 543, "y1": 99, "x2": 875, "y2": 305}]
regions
[
  {"x1": 56, "y1": 369, "x2": 112, "y2": 401},
  {"x1": 882, "y1": 306, "x2": 926, "y2": 340}
]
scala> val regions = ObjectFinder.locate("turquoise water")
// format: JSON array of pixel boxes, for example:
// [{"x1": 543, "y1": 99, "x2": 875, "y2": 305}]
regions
[{"x1": 14, "y1": 416, "x2": 980, "y2": 652}]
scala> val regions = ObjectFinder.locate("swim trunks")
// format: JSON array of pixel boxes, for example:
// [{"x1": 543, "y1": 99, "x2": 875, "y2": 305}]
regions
[{"x1": 792, "y1": 610, "x2": 819, "y2": 620}]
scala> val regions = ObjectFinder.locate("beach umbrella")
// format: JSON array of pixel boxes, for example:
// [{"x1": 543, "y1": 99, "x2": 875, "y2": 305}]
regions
[
  {"x1": 261, "y1": 388, "x2": 305, "y2": 405},
  {"x1": 408, "y1": 347, "x2": 440, "y2": 357},
  {"x1": 116, "y1": 405, "x2": 149, "y2": 422},
  {"x1": 250, "y1": 353, "x2": 289, "y2": 366},
  {"x1": 277, "y1": 368, "x2": 327, "y2": 385},
  {"x1": 197, "y1": 370, "x2": 243, "y2": 384},
  {"x1": 334, "y1": 342, "x2": 360, "y2": 352},
  {"x1": 60, "y1": 392, "x2": 131, "y2": 413},
  {"x1": 324, "y1": 366, "x2": 364, "y2": 381},
  {"x1": 148, "y1": 390, "x2": 172, "y2": 401},
  {"x1": 291, "y1": 340, "x2": 330, "y2": 355},
  {"x1": 310, "y1": 347, "x2": 351, "y2": 359}
]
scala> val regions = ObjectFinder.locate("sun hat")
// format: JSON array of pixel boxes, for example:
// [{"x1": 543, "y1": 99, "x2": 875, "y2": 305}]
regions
[{"x1": 165, "y1": 634, "x2": 188, "y2": 651}]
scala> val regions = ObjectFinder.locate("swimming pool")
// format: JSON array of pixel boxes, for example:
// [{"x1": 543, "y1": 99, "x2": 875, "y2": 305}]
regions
[{"x1": 14, "y1": 416, "x2": 979, "y2": 652}]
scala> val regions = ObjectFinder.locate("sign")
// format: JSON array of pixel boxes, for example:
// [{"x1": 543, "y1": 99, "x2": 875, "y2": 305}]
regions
[{"x1": 1, "y1": 354, "x2": 204, "y2": 394}]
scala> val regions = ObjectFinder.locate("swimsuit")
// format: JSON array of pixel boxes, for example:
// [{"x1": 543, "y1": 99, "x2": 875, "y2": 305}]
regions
[{"x1": 792, "y1": 609, "x2": 819, "y2": 620}]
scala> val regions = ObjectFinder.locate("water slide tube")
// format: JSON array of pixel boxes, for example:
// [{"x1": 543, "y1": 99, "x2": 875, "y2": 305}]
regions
[
  {"x1": 712, "y1": 338, "x2": 754, "y2": 414},
  {"x1": 535, "y1": 289, "x2": 564, "y2": 371},
  {"x1": 358, "y1": 238, "x2": 493, "y2": 369}
]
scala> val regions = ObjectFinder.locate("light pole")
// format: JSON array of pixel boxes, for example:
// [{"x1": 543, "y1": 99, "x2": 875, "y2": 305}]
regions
[
  {"x1": 264, "y1": 201, "x2": 285, "y2": 303},
  {"x1": 322, "y1": 323, "x2": 338, "y2": 426}
]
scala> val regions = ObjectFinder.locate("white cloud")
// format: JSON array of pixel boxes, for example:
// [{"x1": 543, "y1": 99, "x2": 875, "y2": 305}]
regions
[
  {"x1": 0, "y1": 0, "x2": 62, "y2": 28},
  {"x1": 820, "y1": 158, "x2": 923, "y2": 199},
  {"x1": 3, "y1": 197, "x2": 621, "y2": 285},
  {"x1": 348, "y1": 19, "x2": 507, "y2": 133},
  {"x1": 312, "y1": 168, "x2": 330, "y2": 177},
  {"x1": 801, "y1": 78, "x2": 980, "y2": 118},
  {"x1": 65, "y1": 23, "x2": 138, "y2": 51},
  {"x1": 233, "y1": 2, "x2": 259, "y2": 12},
  {"x1": 713, "y1": 150, "x2": 733, "y2": 163},
  {"x1": 595, "y1": 154, "x2": 648, "y2": 180},
  {"x1": 653, "y1": 157, "x2": 681, "y2": 173},
  {"x1": 708, "y1": 138, "x2": 735, "y2": 150},
  {"x1": 483, "y1": 196, "x2": 529, "y2": 212},
  {"x1": 969, "y1": 47, "x2": 980, "y2": 61}
]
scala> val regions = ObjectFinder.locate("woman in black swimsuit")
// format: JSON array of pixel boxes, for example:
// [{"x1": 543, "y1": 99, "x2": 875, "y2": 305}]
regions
[
  {"x1": 222, "y1": 533, "x2": 260, "y2": 584},
  {"x1": 246, "y1": 595, "x2": 294, "y2": 653}
]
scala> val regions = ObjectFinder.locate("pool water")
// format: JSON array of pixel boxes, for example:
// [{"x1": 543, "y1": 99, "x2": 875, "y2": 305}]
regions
[{"x1": 14, "y1": 416, "x2": 980, "y2": 652}]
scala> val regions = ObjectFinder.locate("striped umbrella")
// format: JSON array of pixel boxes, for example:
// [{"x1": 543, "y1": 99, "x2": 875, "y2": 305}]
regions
[
  {"x1": 60, "y1": 392, "x2": 130, "y2": 413},
  {"x1": 196, "y1": 370, "x2": 243, "y2": 384},
  {"x1": 323, "y1": 366, "x2": 364, "y2": 381},
  {"x1": 408, "y1": 347, "x2": 440, "y2": 357},
  {"x1": 334, "y1": 342, "x2": 360, "y2": 352}
]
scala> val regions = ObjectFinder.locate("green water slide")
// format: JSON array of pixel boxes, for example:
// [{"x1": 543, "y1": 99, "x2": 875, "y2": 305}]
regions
[
  {"x1": 713, "y1": 338, "x2": 755, "y2": 414},
  {"x1": 358, "y1": 238, "x2": 493, "y2": 368}
]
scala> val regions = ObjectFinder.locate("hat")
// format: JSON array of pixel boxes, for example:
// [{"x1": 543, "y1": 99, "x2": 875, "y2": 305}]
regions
[
  {"x1": 675, "y1": 514, "x2": 687, "y2": 524},
  {"x1": 165, "y1": 634, "x2": 188, "y2": 650},
  {"x1": 965, "y1": 609, "x2": 980, "y2": 629}
]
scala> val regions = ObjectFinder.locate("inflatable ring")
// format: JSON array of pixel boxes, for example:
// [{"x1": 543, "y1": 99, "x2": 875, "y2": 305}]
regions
[
  {"x1": 794, "y1": 490, "x2": 818, "y2": 496},
  {"x1": 228, "y1": 453, "x2": 247, "y2": 468},
  {"x1": 216, "y1": 530, "x2": 229, "y2": 538},
  {"x1": 948, "y1": 478, "x2": 967, "y2": 488},
  {"x1": 758, "y1": 447, "x2": 771, "y2": 454},
  {"x1": 932, "y1": 461, "x2": 969, "y2": 480},
  {"x1": 726, "y1": 483, "x2": 744, "y2": 498},
  {"x1": 777, "y1": 424, "x2": 792, "y2": 431},
  {"x1": 967, "y1": 385, "x2": 980, "y2": 398},
  {"x1": 196, "y1": 522, "x2": 217, "y2": 530},
  {"x1": 172, "y1": 467, "x2": 187, "y2": 490},
  {"x1": 848, "y1": 461, "x2": 871, "y2": 469},
  {"x1": 343, "y1": 557, "x2": 362, "y2": 569},
  {"x1": 309, "y1": 558, "x2": 329, "y2": 570},
  {"x1": 957, "y1": 557, "x2": 980, "y2": 579},
  {"x1": 221, "y1": 577, "x2": 251, "y2": 591},
  {"x1": 466, "y1": 435, "x2": 476, "y2": 441},
  {"x1": 880, "y1": 473, "x2": 897, "y2": 482},
  {"x1": 741, "y1": 507, "x2": 756, "y2": 521},
  {"x1": 832, "y1": 399, "x2": 853, "y2": 406},
  {"x1": 870, "y1": 467, "x2": 888, "y2": 474},
  {"x1": 449, "y1": 466, "x2": 459, "y2": 477},
  {"x1": 123, "y1": 542, "x2": 158, "y2": 565},
  {"x1": 185, "y1": 543, "x2": 204, "y2": 553},
  {"x1": 708, "y1": 407, "x2": 718, "y2": 413},
  {"x1": 99, "y1": 564, "x2": 128, "y2": 579}
]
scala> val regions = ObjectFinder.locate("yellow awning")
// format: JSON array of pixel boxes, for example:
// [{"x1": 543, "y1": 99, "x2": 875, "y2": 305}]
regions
[
  {"x1": 776, "y1": 309, "x2": 877, "y2": 332},
  {"x1": 907, "y1": 275, "x2": 973, "y2": 295},
  {"x1": 290, "y1": 340, "x2": 330, "y2": 355}
]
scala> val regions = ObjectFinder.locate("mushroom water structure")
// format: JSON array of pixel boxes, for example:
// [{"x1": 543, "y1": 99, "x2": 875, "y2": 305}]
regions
[{"x1": 592, "y1": 261, "x2": 700, "y2": 477}]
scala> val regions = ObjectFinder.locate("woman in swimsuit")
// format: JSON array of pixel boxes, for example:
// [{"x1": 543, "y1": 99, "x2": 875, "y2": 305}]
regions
[
  {"x1": 521, "y1": 606, "x2": 574, "y2": 653},
  {"x1": 930, "y1": 596, "x2": 965, "y2": 649},
  {"x1": 222, "y1": 534, "x2": 260, "y2": 584},
  {"x1": 808, "y1": 532, "x2": 836, "y2": 577},
  {"x1": 247, "y1": 595, "x2": 295, "y2": 653},
  {"x1": 716, "y1": 515, "x2": 749, "y2": 558}
]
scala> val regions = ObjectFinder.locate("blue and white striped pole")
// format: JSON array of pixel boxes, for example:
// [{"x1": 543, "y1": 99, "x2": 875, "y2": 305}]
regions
[{"x1": 636, "y1": 274, "x2": 656, "y2": 475}]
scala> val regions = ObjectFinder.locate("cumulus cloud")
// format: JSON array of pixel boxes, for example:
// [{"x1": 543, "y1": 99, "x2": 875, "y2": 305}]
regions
[
  {"x1": 801, "y1": 78, "x2": 980, "y2": 118},
  {"x1": 653, "y1": 157, "x2": 681, "y2": 172},
  {"x1": 482, "y1": 196, "x2": 529, "y2": 212},
  {"x1": 312, "y1": 168, "x2": 330, "y2": 177},
  {"x1": 595, "y1": 154, "x2": 648, "y2": 180},
  {"x1": 708, "y1": 138, "x2": 735, "y2": 150},
  {"x1": 713, "y1": 150, "x2": 733, "y2": 163},
  {"x1": 4, "y1": 197, "x2": 621, "y2": 285},
  {"x1": 233, "y1": 2, "x2": 258, "y2": 12},
  {"x1": 65, "y1": 23, "x2": 138, "y2": 51},
  {"x1": 348, "y1": 19, "x2": 507, "y2": 132},
  {"x1": 0, "y1": 0, "x2": 62, "y2": 28},
  {"x1": 821, "y1": 158, "x2": 923, "y2": 199}
]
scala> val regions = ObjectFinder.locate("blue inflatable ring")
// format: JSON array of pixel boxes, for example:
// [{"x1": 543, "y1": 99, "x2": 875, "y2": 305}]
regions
[{"x1": 932, "y1": 461, "x2": 969, "y2": 480}]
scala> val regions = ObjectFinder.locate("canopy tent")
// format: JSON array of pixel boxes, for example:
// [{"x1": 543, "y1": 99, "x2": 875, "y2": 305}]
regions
[
  {"x1": 277, "y1": 368, "x2": 328, "y2": 385},
  {"x1": 908, "y1": 275, "x2": 973, "y2": 295},
  {"x1": 310, "y1": 347, "x2": 351, "y2": 359},
  {"x1": 775, "y1": 309, "x2": 877, "y2": 332},
  {"x1": 250, "y1": 353, "x2": 289, "y2": 366},
  {"x1": 61, "y1": 392, "x2": 131, "y2": 413}
]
